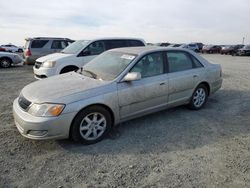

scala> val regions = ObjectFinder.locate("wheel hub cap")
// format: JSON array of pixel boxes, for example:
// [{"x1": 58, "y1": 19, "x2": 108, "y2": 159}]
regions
[
  {"x1": 79, "y1": 112, "x2": 107, "y2": 141},
  {"x1": 193, "y1": 88, "x2": 206, "y2": 108}
]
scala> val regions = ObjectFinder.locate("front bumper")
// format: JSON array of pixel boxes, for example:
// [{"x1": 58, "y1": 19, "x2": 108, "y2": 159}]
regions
[
  {"x1": 13, "y1": 98, "x2": 75, "y2": 140},
  {"x1": 33, "y1": 66, "x2": 57, "y2": 80}
]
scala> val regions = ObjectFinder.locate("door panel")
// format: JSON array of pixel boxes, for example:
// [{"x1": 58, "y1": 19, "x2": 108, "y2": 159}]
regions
[
  {"x1": 118, "y1": 74, "x2": 168, "y2": 119},
  {"x1": 166, "y1": 50, "x2": 205, "y2": 105},
  {"x1": 168, "y1": 69, "x2": 197, "y2": 105}
]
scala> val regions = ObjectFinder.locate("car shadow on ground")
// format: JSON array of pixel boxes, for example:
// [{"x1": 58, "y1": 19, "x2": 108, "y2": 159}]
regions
[{"x1": 55, "y1": 89, "x2": 250, "y2": 155}]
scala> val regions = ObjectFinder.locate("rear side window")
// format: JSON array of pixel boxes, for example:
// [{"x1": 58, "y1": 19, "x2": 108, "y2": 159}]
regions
[
  {"x1": 127, "y1": 40, "x2": 145, "y2": 47},
  {"x1": 31, "y1": 40, "x2": 49, "y2": 48},
  {"x1": 51, "y1": 40, "x2": 67, "y2": 49},
  {"x1": 191, "y1": 55, "x2": 203, "y2": 68},
  {"x1": 167, "y1": 52, "x2": 193, "y2": 73},
  {"x1": 105, "y1": 40, "x2": 127, "y2": 50}
]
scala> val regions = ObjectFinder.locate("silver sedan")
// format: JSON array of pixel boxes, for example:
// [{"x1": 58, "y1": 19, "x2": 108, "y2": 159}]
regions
[
  {"x1": 0, "y1": 51, "x2": 23, "y2": 68},
  {"x1": 13, "y1": 47, "x2": 222, "y2": 144}
]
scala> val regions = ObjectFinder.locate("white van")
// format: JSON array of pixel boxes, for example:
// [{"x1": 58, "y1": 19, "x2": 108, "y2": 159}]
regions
[{"x1": 33, "y1": 38, "x2": 146, "y2": 79}]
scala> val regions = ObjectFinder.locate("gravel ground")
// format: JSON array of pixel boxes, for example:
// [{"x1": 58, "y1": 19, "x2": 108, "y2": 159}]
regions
[{"x1": 0, "y1": 54, "x2": 250, "y2": 188}]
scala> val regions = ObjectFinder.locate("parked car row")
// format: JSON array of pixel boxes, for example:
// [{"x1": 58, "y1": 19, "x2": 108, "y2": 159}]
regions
[
  {"x1": 201, "y1": 45, "x2": 222, "y2": 54},
  {"x1": 220, "y1": 45, "x2": 243, "y2": 55},
  {"x1": 234, "y1": 45, "x2": 250, "y2": 56},
  {"x1": 155, "y1": 42, "x2": 204, "y2": 52},
  {"x1": 153, "y1": 42, "x2": 250, "y2": 56}
]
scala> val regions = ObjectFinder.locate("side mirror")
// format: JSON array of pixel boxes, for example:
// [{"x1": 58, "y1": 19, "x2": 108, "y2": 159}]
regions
[{"x1": 122, "y1": 72, "x2": 141, "y2": 82}]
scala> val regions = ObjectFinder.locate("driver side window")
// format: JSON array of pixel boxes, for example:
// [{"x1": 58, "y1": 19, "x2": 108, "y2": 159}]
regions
[
  {"x1": 130, "y1": 52, "x2": 164, "y2": 78},
  {"x1": 83, "y1": 41, "x2": 105, "y2": 56}
]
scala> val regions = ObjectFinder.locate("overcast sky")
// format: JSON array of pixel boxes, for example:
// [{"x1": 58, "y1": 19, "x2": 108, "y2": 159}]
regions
[{"x1": 0, "y1": 0, "x2": 249, "y2": 46}]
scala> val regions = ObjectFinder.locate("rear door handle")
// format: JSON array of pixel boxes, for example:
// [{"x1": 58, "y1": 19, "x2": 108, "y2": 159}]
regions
[
  {"x1": 193, "y1": 75, "x2": 198, "y2": 78},
  {"x1": 160, "y1": 82, "x2": 166, "y2": 85}
]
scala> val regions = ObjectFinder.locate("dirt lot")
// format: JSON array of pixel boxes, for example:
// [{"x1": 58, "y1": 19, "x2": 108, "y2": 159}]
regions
[{"x1": 0, "y1": 54, "x2": 250, "y2": 188}]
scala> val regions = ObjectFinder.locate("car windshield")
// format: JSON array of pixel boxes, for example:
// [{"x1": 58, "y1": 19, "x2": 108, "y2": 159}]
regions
[
  {"x1": 79, "y1": 51, "x2": 137, "y2": 81},
  {"x1": 61, "y1": 40, "x2": 90, "y2": 54}
]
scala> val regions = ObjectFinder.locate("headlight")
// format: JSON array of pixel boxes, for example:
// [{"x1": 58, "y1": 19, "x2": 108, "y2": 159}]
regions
[
  {"x1": 42, "y1": 61, "x2": 56, "y2": 68},
  {"x1": 28, "y1": 103, "x2": 65, "y2": 117}
]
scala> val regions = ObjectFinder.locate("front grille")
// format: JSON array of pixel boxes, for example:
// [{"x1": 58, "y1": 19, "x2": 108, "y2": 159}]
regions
[
  {"x1": 34, "y1": 61, "x2": 42, "y2": 69},
  {"x1": 18, "y1": 95, "x2": 31, "y2": 111}
]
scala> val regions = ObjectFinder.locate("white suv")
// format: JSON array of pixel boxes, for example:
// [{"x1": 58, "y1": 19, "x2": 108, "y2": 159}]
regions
[{"x1": 33, "y1": 38, "x2": 146, "y2": 79}]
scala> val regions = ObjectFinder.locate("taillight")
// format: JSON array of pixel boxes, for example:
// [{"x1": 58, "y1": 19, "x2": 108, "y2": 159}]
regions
[
  {"x1": 220, "y1": 69, "x2": 222, "y2": 77},
  {"x1": 25, "y1": 48, "x2": 32, "y2": 56}
]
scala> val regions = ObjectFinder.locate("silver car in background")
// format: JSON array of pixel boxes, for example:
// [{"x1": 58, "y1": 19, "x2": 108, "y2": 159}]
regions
[
  {"x1": 23, "y1": 37, "x2": 74, "y2": 65},
  {"x1": 13, "y1": 47, "x2": 222, "y2": 144},
  {"x1": 0, "y1": 51, "x2": 23, "y2": 68}
]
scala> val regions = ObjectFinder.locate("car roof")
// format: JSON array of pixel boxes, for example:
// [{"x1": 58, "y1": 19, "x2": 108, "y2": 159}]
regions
[
  {"x1": 110, "y1": 46, "x2": 192, "y2": 55},
  {"x1": 90, "y1": 37, "x2": 145, "y2": 41},
  {"x1": 25, "y1": 37, "x2": 72, "y2": 41}
]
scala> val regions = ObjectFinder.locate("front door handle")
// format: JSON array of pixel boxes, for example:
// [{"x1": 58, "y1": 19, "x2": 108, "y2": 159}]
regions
[
  {"x1": 193, "y1": 75, "x2": 198, "y2": 78},
  {"x1": 160, "y1": 82, "x2": 166, "y2": 85}
]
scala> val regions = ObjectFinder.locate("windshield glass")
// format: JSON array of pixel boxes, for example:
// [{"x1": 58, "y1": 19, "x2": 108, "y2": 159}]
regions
[
  {"x1": 61, "y1": 40, "x2": 90, "y2": 54},
  {"x1": 80, "y1": 51, "x2": 137, "y2": 81}
]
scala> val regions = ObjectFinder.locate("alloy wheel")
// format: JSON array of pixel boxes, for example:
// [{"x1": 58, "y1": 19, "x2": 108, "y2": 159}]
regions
[
  {"x1": 193, "y1": 88, "x2": 206, "y2": 108},
  {"x1": 79, "y1": 112, "x2": 107, "y2": 141}
]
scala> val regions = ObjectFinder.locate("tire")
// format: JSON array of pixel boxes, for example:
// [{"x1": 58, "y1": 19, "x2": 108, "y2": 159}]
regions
[
  {"x1": 0, "y1": 58, "x2": 12, "y2": 68},
  {"x1": 188, "y1": 84, "x2": 208, "y2": 110},
  {"x1": 70, "y1": 106, "x2": 112, "y2": 144}
]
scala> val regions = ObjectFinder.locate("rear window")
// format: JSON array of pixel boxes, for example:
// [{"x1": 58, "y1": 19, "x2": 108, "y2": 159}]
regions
[
  {"x1": 31, "y1": 40, "x2": 49, "y2": 48},
  {"x1": 51, "y1": 40, "x2": 66, "y2": 49},
  {"x1": 127, "y1": 40, "x2": 145, "y2": 47},
  {"x1": 24, "y1": 41, "x2": 30, "y2": 49},
  {"x1": 105, "y1": 40, "x2": 128, "y2": 50}
]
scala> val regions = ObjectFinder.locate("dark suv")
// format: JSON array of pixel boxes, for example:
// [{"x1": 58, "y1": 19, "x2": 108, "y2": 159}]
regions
[{"x1": 24, "y1": 37, "x2": 74, "y2": 65}]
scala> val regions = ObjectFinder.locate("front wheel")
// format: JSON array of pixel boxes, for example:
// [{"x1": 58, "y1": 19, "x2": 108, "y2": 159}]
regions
[
  {"x1": 0, "y1": 58, "x2": 11, "y2": 68},
  {"x1": 70, "y1": 106, "x2": 112, "y2": 144},
  {"x1": 188, "y1": 84, "x2": 208, "y2": 110}
]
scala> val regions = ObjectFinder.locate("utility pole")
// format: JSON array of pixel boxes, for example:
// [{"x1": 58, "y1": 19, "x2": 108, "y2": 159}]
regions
[{"x1": 242, "y1": 37, "x2": 245, "y2": 45}]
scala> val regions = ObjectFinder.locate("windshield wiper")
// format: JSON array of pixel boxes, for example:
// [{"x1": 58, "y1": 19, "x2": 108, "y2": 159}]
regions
[{"x1": 79, "y1": 68, "x2": 97, "y2": 79}]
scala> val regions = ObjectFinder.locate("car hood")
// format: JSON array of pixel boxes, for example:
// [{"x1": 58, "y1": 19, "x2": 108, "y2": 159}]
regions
[
  {"x1": 21, "y1": 72, "x2": 112, "y2": 103},
  {"x1": 36, "y1": 52, "x2": 74, "y2": 62}
]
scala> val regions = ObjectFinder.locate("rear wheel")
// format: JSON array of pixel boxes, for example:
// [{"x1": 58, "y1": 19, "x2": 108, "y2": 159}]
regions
[
  {"x1": 70, "y1": 106, "x2": 112, "y2": 144},
  {"x1": 0, "y1": 58, "x2": 11, "y2": 68},
  {"x1": 188, "y1": 84, "x2": 208, "y2": 110}
]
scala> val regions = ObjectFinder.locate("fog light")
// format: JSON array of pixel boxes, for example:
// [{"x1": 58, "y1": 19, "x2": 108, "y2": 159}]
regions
[{"x1": 28, "y1": 130, "x2": 48, "y2": 137}]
